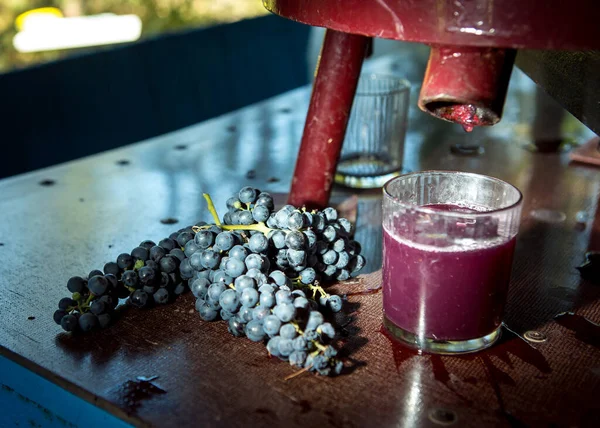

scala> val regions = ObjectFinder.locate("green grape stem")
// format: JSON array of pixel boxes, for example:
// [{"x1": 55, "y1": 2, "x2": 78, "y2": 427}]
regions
[{"x1": 203, "y1": 193, "x2": 222, "y2": 226}]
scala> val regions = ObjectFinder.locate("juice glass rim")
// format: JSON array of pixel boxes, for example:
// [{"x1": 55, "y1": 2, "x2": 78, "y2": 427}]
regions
[{"x1": 383, "y1": 170, "x2": 523, "y2": 217}]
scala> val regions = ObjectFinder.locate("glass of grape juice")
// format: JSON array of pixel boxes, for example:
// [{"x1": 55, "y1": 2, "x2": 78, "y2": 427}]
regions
[{"x1": 382, "y1": 171, "x2": 523, "y2": 354}]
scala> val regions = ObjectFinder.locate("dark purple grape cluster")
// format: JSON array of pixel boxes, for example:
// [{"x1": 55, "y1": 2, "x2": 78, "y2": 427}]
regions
[
  {"x1": 53, "y1": 186, "x2": 366, "y2": 376},
  {"x1": 53, "y1": 226, "x2": 199, "y2": 333}
]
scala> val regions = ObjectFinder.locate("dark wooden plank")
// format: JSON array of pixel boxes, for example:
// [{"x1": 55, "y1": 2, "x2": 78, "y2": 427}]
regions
[{"x1": 1, "y1": 63, "x2": 599, "y2": 427}]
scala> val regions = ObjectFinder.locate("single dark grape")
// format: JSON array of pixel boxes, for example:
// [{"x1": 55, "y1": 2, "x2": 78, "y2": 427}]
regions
[
  {"x1": 238, "y1": 306, "x2": 254, "y2": 323},
  {"x1": 130, "y1": 290, "x2": 150, "y2": 308},
  {"x1": 255, "y1": 192, "x2": 274, "y2": 210},
  {"x1": 158, "y1": 238, "x2": 176, "y2": 251},
  {"x1": 333, "y1": 238, "x2": 346, "y2": 253},
  {"x1": 153, "y1": 288, "x2": 170, "y2": 304},
  {"x1": 238, "y1": 186, "x2": 258, "y2": 204},
  {"x1": 219, "y1": 289, "x2": 240, "y2": 313},
  {"x1": 306, "y1": 311, "x2": 324, "y2": 331},
  {"x1": 336, "y1": 269, "x2": 350, "y2": 281},
  {"x1": 287, "y1": 249, "x2": 306, "y2": 267},
  {"x1": 179, "y1": 258, "x2": 194, "y2": 279},
  {"x1": 252, "y1": 305, "x2": 270, "y2": 321},
  {"x1": 160, "y1": 254, "x2": 180, "y2": 273},
  {"x1": 139, "y1": 240, "x2": 156, "y2": 250},
  {"x1": 191, "y1": 278, "x2": 210, "y2": 298},
  {"x1": 138, "y1": 266, "x2": 156, "y2": 285},
  {"x1": 323, "y1": 225, "x2": 337, "y2": 242},
  {"x1": 248, "y1": 233, "x2": 269, "y2": 253},
  {"x1": 131, "y1": 246, "x2": 149, "y2": 262},
  {"x1": 240, "y1": 287, "x2": 259, "y2": 307},
  {"x1": 61, "y1": 314, "x2": 79, "y2": 332},
  {"x1": 322, "y1": 249, "x2": 338, "y2": 265},
  {"x1": 122, "y1": 270, "x2": 139, "y2": 288},
  {"x1": 169, "y1": 232, "x2": 180, "y2": 242},
  {"x1": 88, "y1": 275, "x2": 109, "y2": 296},
  {"x1": 198, "y1": 302, "x2": 218, "y2": 321},
  {"x1": 88, "y1": 269, "x2": 103, "y2": 279},
  {"x1": 67, "y1": 276, "x2": 86, "y2": 293},
  {"x1": 103, "y1": 262, "x2": 120, "y2": 276},
  {"x1": 228, "y1": 316, "x2": 246, "y2": 337},
  {"x1": 117, "y1": 253, "x2": 133, "y2": 269},
  {"x1": 312, "y1": 214, "x2": 326, "y2": 232},
  {"x1": 273, "y1": 302, "x2": 295, "y2": 322},
  {"x1": 224, "y1": 257, "x2": 246, "y2": 278},
  {"x1": 269, "y1": 230, "x2": 286, "y2": 249},
  {"x1": 323, "y1": 264, "x2": 337, "y2": 278},
  {"x1": 318, "y1": 322, "x2": 336, "y2": 339},
  {"x1": 303, "y1": 230, "x2": 317, "y2": 248},
  {"x1": 335, "y1": 251, "x2": 350, "y2": 269},
  {"x1": 213, "y1": 269, "x2": 233, "y2": 285},
  {"x1": 215, "y1": 232, "x2": 236, "y2": 251},
  {"x1": 337, "y1": 218, "x2": 353, "y2": 234},
  {"x1": 328, "y1": 295, "x2": 343, "y2": 312},
  {"x1": 201, "y1": 250, "x2": 221, "y2": 269},
  {"x1": 53, "y1": 309, "x2": 67, "y2": 325},
  {"x1": 246, "y1": 320, "x2": 266, "y2": 342},
  {"x1": 208, "y1": 282, "x2": 227, "y2": 301},
  {"x1": 150, "y1": 245, "x2": 167, "y2": 262},
  {"x1": 278, "y1": 338, "x2": 294, "y2": 357},
  {"x1": 238, "y1": 211, "x2": 254, "y2": 225},
  {"x1": 285, "y1": 231, "x2": 306, "y2": 250},
  {"x1": 252, "y1": 205, "x2": 270, "y2": 223},
  {"x1": 260, "y1": 291, "x2": 275, "y2": 308},
  {"x1": 229, "y1": 245, "x2": 248, "y2": 261},
  {"x1": 323, "y1": 207, "x2": 338, "y2": 222},
  {"x1": 280, "y1": 323, "x2": 297, "y2": 340},
  {"x1": 299, "y1": 267, "x2": 316, "y2": 284},
  {"x1": 79, "y1": 313, "x2": 99, "y2": 332},
  {"x1": 90, "y1": 299, "x2": 107, "y2": 315},
  {"x1": 267, "y1": 336, "x2": 282, "y2": 357},
  {"x1": 169, "y1": 248, "x2": 186, "y2": 262},
  {"x1": 177, "y1": 231, "x2": 195, "y2": 247},
  {"x1": 287, "y1": 211, "x2": 305, "y2": 230},
  {"x1": 266, "y1": 213, "x2": 278, "y2": 229}
]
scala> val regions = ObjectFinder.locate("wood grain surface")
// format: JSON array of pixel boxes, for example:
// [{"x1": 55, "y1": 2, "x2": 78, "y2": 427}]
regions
[{"x1": 1, "y1": 60, "x2": 599, "y2": 427}]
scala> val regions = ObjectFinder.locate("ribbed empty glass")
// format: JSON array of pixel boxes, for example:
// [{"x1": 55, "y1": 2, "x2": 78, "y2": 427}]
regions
[{"x1": 336, "y1": 74, "x2": 410, "y2": 189}]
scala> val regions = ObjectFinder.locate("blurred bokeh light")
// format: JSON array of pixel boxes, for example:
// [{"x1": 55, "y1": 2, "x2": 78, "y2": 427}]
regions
[{"x1": 0, "y1": 0, "x2": 268, "y2": 73}]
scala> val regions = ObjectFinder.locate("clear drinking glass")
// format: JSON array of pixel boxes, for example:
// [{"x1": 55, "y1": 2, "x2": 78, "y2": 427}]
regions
[
  {"x1": 335, "y1": 74, "x2": 410, "y2": 189},
  {"x1": 382, "y1": 171, "x2": 523, "y2": 354}
]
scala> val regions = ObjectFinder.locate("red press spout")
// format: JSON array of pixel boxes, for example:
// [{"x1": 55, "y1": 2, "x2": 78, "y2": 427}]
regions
[{"x1": 418, "y1": 45, "x2": 516, "y2": 131}]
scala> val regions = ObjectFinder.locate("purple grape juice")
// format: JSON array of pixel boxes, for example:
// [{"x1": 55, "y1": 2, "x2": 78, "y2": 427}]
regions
[{"x1": 382, "y1": 204, "x2": 516, "y2": 341}]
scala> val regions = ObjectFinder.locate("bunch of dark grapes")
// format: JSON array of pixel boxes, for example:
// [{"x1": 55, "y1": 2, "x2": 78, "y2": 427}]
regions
[
  {"x1": 188, "y1": 187, "x2": 366, "y2": 375},
  {"x1": 53, "y1": 186, "x2": 366, "y2": 376},
  {"x1": 53, "y1": 226, "x2": 199, "y2": 333}
]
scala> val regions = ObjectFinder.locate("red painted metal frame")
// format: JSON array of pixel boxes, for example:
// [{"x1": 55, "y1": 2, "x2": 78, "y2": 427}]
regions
[
  {"x1": 265, "y1": 0, "x2": 600, "y2": 49},
  {"x1": 288, "y1": 29, "x2": 370, "y2": 209},
  {"x1": 273, "y1": 0, "x2": 600, "y2": 207}
]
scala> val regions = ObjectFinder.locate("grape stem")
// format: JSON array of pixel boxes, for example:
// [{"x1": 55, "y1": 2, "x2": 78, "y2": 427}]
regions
[
  {"x1": 284, "y1": 366, "x2": 311, "y2": 381},
  {"x1": 203, "y1": 193, "x2": 222, "y2": 226}
]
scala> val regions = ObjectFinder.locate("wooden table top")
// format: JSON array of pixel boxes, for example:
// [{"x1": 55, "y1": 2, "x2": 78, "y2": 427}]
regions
[{"x1": 1, "y1": 58, "x2": 599, "y2": 427}]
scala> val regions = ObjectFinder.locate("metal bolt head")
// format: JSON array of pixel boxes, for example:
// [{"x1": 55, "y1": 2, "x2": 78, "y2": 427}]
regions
[
  {"x1": 524, "y1": 330, "x2": 547, "y2": 343},
  {"x1": 428, "y1": 408, "x2": 457, "y2": 426}
]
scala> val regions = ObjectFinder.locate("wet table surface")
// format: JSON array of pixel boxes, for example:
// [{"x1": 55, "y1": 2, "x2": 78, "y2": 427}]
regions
[{"x1": 1, "y1": 57, "x2": 600, "y2": 427}]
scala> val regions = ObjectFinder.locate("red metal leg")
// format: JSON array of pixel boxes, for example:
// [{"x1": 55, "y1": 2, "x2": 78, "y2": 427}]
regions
[{"x1": 288, "y1": 29, "x2": 370, "y2": 209}]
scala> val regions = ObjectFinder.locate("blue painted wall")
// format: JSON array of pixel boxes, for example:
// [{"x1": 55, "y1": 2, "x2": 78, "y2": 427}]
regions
[{"x1": 0, "y1": 14, "x2": 310, "y2": 179}]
